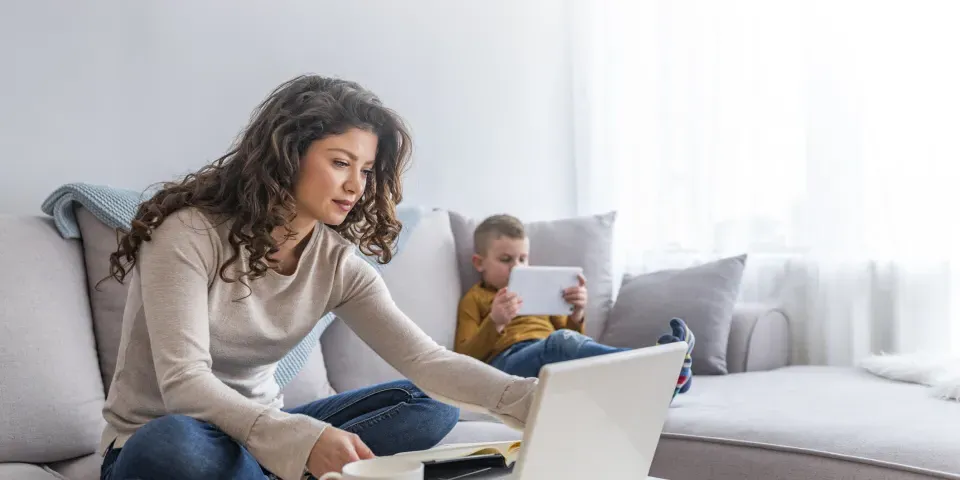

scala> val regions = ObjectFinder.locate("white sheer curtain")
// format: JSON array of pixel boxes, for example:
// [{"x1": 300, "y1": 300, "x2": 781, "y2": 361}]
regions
[{"x1": 570, "y1": 0, "x2": 960, "y2": 365}]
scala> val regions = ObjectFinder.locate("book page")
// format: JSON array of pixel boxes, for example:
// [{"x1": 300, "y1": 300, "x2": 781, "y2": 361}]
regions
[{"x1": 392, "y1": 440, "x2": 522, "y2": 464}]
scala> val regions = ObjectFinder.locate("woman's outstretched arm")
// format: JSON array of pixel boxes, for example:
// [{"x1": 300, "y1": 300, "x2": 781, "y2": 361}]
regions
[{"x1": 331, "y1": 252, "x2": 538, "y2": 428}]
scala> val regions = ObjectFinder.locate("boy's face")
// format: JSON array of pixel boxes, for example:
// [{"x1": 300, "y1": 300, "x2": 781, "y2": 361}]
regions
[{"x1": 473, "y1": 235, "x2": 530, "y2": 290}]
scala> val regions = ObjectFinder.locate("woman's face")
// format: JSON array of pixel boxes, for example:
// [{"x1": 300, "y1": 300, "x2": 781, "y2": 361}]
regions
[{"x1": 294, "y1": 127, "x2": 378, "y2": 225}]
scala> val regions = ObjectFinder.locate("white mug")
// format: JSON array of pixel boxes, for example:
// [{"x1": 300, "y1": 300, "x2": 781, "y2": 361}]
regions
[{"x1": 317, "y1": 457, "x2": 424, "y2": 480}]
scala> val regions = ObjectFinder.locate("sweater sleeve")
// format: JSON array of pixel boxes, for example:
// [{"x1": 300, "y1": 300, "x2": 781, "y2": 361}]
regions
[
  {"x1": 332, "y1": 253, "x2": 537, "y2": 427},
  {"x1": 139, "y1": 211, "x2": 325, "y2": 480},
  {"x1": 454, "y1": 291, "x2": 502, "y2": 361}
]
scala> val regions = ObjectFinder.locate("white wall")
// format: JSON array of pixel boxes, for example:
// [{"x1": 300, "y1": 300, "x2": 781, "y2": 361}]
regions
[{"x1": 0, "y1": 0, "x2": 576, "y2": 221}]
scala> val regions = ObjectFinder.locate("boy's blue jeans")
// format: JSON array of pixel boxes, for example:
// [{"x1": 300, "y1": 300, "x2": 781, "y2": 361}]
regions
[
  {"x1": 100, "y1": 380, "x2": 459, "y2": 480},
  {"x1": 489, "y1": 330, "x2": 629, "y2": 378}
]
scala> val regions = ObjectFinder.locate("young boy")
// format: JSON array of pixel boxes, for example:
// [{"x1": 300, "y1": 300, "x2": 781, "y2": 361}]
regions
[{"x1": 455, "y1": 214, "x2": 695, "y2": 398}]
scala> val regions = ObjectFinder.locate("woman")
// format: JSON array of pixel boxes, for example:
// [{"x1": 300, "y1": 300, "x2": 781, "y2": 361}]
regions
[{"x1": 99, "y1": 75, "x2": 538, "y2": 480}]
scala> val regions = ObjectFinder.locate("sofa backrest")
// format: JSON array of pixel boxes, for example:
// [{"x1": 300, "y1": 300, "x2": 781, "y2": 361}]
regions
[
  {"x1": 0, "y1": 205, "x2": 619, "y2": 466},
  {"x1": 75, "y1": 206, "x2": 129, "y2": 391},
  {"x1": 1, "y1": 204, "x2": 621, "y2": 457},
  {"x1": 0, "y1": 215, "x2": 105, "y2": 464}
]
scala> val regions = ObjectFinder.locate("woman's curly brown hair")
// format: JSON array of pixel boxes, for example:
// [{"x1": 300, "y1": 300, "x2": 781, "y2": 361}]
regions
[{"x1": 107, "y1": 75, "x2": 412, "y2": 286}]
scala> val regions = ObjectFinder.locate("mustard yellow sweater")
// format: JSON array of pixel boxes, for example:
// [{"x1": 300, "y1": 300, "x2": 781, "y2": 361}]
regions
[{"x1": 455, "y1": 282, "x2": 585, "y2": 362}]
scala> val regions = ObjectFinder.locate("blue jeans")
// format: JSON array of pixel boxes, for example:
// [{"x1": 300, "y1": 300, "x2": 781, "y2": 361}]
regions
[
  {"x1": 489, "y1": 330, "x2": 629, "y2": 378},
  {"x1": 100, "y1": 380, "x2": 459, "y2": 480}
]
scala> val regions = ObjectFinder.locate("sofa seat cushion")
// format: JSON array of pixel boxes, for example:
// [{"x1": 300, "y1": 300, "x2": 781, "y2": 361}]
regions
[
  {"x1": 0, "y1": 464, "x2": 62, "y2": 480},
  {"x1": 654, "y1": 366, "x2": 960, "y2": 479},
  {"x1": 47, "y1": 453, "x2": 100, "y2": 480}
]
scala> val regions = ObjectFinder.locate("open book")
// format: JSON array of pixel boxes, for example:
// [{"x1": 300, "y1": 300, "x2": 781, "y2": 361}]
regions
[{"x1": 392, "y1": 440, "x2": 522, "y2": 478}]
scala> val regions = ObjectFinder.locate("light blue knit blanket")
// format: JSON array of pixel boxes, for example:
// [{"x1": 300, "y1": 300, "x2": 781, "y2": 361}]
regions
[
  {"x1": 41, "y1": 183, "x2": 150, "y2": 239},
  {"x1": 41, "y1": 182, "x2": 423, "y2": 388}
]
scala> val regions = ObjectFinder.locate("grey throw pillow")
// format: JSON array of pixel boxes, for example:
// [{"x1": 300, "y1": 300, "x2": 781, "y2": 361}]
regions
[{"x1": 599, "y1": 255, "x2": 747, "y2": 375}]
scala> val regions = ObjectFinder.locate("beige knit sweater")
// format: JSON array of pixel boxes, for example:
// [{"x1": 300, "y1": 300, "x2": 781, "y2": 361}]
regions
[{"x1": 100, "y1": 208, "x2": 537, "y2": 480}]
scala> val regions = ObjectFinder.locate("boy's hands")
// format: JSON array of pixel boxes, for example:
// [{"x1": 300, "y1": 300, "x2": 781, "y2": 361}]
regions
[
  {"x1": 490, "y1": 288, "x2": 522, "y2": 331},
  {"x1": 564, "y1": 274, "x2": 588, "y2": 324},
  {"x1": 489, "y1": 275, "x2": 586, "y2": 331}
]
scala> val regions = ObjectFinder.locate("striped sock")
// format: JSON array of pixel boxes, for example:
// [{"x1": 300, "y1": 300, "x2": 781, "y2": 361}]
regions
[
  {"x1": 657, "y1": 317, "x2": 695, "y2": 399},
  {"x1": 671, "y1": 318, "x2": 694, "y2": 394}
]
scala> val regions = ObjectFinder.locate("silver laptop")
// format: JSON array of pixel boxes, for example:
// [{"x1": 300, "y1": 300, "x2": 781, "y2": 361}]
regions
[{"x1": 439, "y1": 341, "x2": 686, "y2": 479}]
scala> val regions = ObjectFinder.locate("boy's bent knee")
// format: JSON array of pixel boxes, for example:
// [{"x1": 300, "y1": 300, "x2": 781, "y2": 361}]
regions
[
  {"x1": 545, "y1": 330, "x2": 590, "y2": 359},
  {"x1": 547, "y1": 329, "x2": 590, "y2": 344}
]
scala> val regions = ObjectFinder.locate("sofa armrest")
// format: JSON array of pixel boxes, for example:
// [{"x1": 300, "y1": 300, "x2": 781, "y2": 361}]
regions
[{"x1": 726, "y1": 303, "x2": 790, "y2": 373}]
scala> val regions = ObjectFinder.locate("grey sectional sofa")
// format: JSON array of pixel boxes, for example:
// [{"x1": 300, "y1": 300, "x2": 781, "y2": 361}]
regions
[{"x1": 1, "y1": 207, "x2": 958, "y2": 480}]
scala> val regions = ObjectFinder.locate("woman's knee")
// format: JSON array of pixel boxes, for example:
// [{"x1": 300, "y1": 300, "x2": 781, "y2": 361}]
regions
[
  {"x1": 113, "y1": 415, "x2": 249, "y2": 480},
  {"x1": 379, "y1": 379, "x2": 422, "y2": 398},
  {"x1": 412, "y1": 397, "x2": 459, "y2": 450},
  {"x1": 430, "y1": 397, "x2": 460, "y2": 431},
  {"x1": 351, "y1": 382, "x2": 459, "y2": 456},
  {"x1": 406, "y1": 384, "x2": 459, "y2": 425},
  {"x1": 135, "y1": 414, "x2": 206, "y2": 439},
  {"x1": 398, "y1": 384, "x2": 459, "y2": 449}
]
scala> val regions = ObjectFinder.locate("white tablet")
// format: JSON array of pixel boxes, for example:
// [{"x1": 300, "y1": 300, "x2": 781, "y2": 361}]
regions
[{"x1": 507, "y1": 265, "x2": 583, "y2": 316}]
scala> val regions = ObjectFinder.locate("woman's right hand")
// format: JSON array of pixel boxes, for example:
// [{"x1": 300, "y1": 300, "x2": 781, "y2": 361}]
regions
[
  {"x1": 490, "y1": 288, "x2": 521, "y2": 331},
  {"x1": 307, "y1": 426, "x2": 375, "y2": 477}
]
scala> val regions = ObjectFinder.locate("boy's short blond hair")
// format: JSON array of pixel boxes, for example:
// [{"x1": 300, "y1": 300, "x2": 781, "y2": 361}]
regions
[{"x1": 473, "y1": 214, "x2": 525, "y2": 255}]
